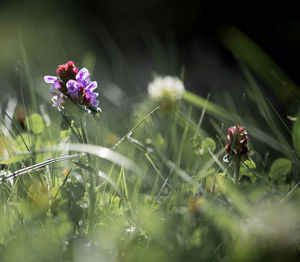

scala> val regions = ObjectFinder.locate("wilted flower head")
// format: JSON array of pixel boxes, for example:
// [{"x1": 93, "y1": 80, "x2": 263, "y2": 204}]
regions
[
  {"x1": 226, "y1": 125, "x2": 249, "y2": 160},
  {"x1": 44, "y1": 61, "x2": 100, "y2": 113},
  {"x1": 148, "y1": 76, "x2": 185, "y2": 101}
]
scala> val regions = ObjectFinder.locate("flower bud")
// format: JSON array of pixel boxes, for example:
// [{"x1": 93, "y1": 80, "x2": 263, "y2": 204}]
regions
[{"x1": 226, "y1": 125, "x2": 249, "y2": 160}]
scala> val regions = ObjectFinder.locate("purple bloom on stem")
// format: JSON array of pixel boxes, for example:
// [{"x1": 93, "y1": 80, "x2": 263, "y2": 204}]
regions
[{"x1": 44, "y1": 61, "x2": 101, "y2": 113}]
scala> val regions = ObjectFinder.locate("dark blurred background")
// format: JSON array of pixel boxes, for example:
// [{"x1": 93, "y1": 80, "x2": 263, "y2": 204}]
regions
[{"x1": 0, "y1": 0, "x2": 299, "y2": 107}]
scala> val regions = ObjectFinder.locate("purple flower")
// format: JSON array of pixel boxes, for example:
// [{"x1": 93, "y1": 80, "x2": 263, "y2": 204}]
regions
[{"x1": 44, "y1": 61, "x2": 101, "y2": 113}]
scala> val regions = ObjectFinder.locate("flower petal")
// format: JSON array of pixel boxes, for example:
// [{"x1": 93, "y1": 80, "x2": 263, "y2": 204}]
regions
[
  {"x1": 50, "y1": 80, "x2": 61, "y2": 90},
  {"x1": 66, "y1": 80, "x2": 77, "y2": 89},
  {"x1": 76, "y1": 68, "x2": 90, "y2": 81},
  {"x1": 44, "y1": 75, "x2": 57, "y2": 84},
  {"x1": 92, "y1": 92, "x2": 99, "y2": 98},
  {"x1": 85, "y1": 89, "x2": 98, "y2": 100},
  {"x1": 91, "y1": 99, "x2": 100, "y2": 106},
  {"x1": 66, "y1": 80, "x2": 79, "y2": 98},
  {"x1": 86, "y1": 81, "x2": 98, "y2": 91}
]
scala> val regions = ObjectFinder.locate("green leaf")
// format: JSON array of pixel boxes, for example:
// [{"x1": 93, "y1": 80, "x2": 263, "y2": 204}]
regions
[
  {"x1": 27, "y1": 113, "x2": 45, "y2": 134},
  {"x1": 240, "y1": 159, "x2": 256, "y2": 183},
  {"x1": 60, "y1": 129, "x2": 71, "y2": 139},
  {"x1": 269, "y1": 158, "x2": 292, "y2": 180},
  {"x1": 218, "y1": 25, "x2": 299, "y2": 105},
  {"x1": 243, "y1": 159, "x2": 256, "y2": 169},
  {"x1": 201, "y1": 137, "x2": 216, "y2": 153},
  {"x1": 183, "y1": 91, "x2": 235, "y2": 122}
]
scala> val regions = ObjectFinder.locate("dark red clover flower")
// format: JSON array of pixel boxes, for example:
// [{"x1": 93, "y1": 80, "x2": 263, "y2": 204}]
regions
[
  {"x1": 226, "y1": 125, "x2": 249, "y2": 160},
  {"x1": 44, "y1": 61, "x2": 100, "y2": 113}
]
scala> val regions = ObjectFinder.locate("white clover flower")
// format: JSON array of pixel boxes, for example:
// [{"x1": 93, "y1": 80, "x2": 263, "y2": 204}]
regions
[{"x1": 148, "y1": 76, "x2": 185, "y2": 101}]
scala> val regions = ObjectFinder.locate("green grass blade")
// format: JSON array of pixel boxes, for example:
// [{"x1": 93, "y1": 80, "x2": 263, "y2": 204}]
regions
[
  {"x1": 98, "y1": 170, "x2": 122, "y2": 197},
  {"x1": 36, "y1": 143, "x2": 142, "y2": 176},
  {"x1": 0, "y1": 154, "x2": 80, "y2": 183},
  {"x1": 218, "y1": 25, "x2": 300, "y2": 105}
]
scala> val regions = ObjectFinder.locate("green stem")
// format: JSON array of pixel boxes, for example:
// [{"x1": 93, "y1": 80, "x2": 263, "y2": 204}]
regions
[
  {"x1": 88, "y1": 175, "x2": 96, "y2": 237},
  {"x1": 79, "y1": 117, "x2": 96, "y2": 238},
  {"x1": 234, "y1": 158, "x2": 240, "y2": 185}
]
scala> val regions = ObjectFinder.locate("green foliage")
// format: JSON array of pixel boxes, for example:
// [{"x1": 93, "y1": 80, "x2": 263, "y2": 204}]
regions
[
  {"x1": 201, "y1": 137, "x2": 216, "y2": 154},
  {"x1": 243, "y1": 159, "x2": 256, "y2": 169},
  {"x1": 27, "y1": 113, "x2": 45, "y2": 134},
  {"x1": 193, "y1": 136, "x2": 216, "y2": 155},
  {"x1": 60, "y1": 128, "x2": 71, "y2": 139},
  {"x1": 240, "y1": 159, "x2": 257, "y2": 182},
  {"x1": 269, "y1": 158, "x2": 292, "y2": 180}
]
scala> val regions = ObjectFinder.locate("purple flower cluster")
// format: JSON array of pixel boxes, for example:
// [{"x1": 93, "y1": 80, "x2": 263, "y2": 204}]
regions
[{"x1": 44, "y1": 61, "x2": 100, "y2": 111}]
